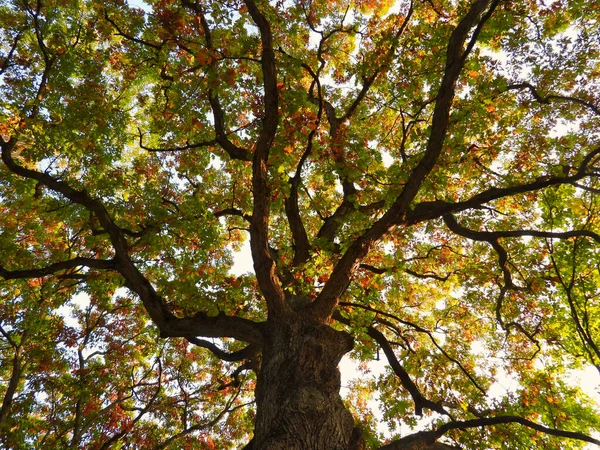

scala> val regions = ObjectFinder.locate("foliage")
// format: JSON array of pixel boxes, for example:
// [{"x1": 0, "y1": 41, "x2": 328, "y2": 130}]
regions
[{"x1": 1, "y1": 0, "x2": 600, "y2": 448}]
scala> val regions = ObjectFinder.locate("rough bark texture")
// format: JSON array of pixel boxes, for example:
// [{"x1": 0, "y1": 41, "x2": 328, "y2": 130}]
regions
[{"x1": 248, "y1": 316, "x2": 360, "y2": 449}]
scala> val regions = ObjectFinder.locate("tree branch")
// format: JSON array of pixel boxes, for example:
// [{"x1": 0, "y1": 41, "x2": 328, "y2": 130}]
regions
[
  {"x1": 152, "y1": 385, "x2": 249, "y2": 450},
  {"x1": 306, "y1": 0, "x2": 500, "y2": 322},
  {"x1": 303, "y1": 4, "x2": 414, "y2": 246},
  {"x1": 341, "y1": 0, "x2": 414, "y2": 123},
  {"x1": 334, "y1": 310, "x2": 443, "y2": 416},
  {"x1": 367, "y1": 325, "x2": 448, "y2": 416},
  {"x1": 444, "y1": 218, "x2": 600, "y2": 243},
  {"x1": 177, "y1": 2, "x2": 253, "y2": 162},
  {"x1": 98, "y1": 359, "x2": 163, "y2": 450},
  {"x1": 507, "y1": 81, "x2": 600, "y2": 116},
  {"x1": 104, "y1": 10, "x2": 163, "y2": 50},
  {"x1": 218, "y1": 361, "x2": 254, "y2": 390},
  {"x1": 0, "y1": 326, "x2": 28, "y2": 426},
  {"x1": 243, "y1": 0, "x2": 288, "y2": 317},
  {"x1": 186, "y1": 337, "x2": 259, "y2": 362},
  {"x1": 339, "y1": 301, "x2": 486, "y2": 395},
  {"x1": 284, "y1": 100, "x2": 319, "y2": 265},
  {"x1": 380, "y1": 415, "x2": 600, "y2": 449},
  {"x1": 137, "y1": 128, "x2": 218, "y2": 153},
  {"x1": 0, "y1": 257, "x2": 115, "y2": 280},
  {"x1": 442, "y1": 213, "x2": 549, "y2": 350},
  {"x1": 1, "y1": 137, "x2": 263, "y2": 345},
  {"x1": 212, "y1": 207, "x2": 252, "y2": 223},
  {"x1": 0, "y1": 29, "x2": 24, "y2": 75},
  {"x1": 437, "y1": 416, "x2": 600, "y2": 445},
  {"x1": 408, "y1": 146, "x2": 600, "y2": 223},
  {"x1": 359, "y1": 263, "x2": 452, "y2": 282},
  {"x1": 549, "y1": 241, "x2": 600, "y2": 369}
]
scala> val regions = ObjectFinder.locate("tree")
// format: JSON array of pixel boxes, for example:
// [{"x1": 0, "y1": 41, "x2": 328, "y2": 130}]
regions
[{"x1": 1, "y1": 0, "x2": 600, "y2": 447}]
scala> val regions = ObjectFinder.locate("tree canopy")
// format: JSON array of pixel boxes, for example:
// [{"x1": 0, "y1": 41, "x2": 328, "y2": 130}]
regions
[{"x1": 1, "y1": 0, "x2": 600, "y2": 448}]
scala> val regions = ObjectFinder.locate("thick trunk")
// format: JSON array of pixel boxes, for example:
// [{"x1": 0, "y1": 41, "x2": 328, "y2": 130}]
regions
[{"x1": 249, "y1": 317, "x2": 363, "y2": 450}]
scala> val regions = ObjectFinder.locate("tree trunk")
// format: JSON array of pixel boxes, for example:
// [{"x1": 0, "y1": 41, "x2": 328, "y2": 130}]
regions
[{"x1": 248, "y1": 316, "x2": 363, "y2": 450}]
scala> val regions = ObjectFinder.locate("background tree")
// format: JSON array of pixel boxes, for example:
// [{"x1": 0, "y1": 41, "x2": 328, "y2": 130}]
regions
[{"x1": 1, "y1": 0, "x2": 600, "y2": 448}]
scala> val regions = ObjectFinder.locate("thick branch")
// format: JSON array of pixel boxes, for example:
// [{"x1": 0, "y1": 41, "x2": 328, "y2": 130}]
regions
[
  {"x1": 212, "y1": 207, "x2": 252, "y2": 223},
  {"x1": 1, "y1": 138, "x2": 130, "y2": 255},
  {"x1": 444, "y1": 218, "x2": 600, "y2": 243},
  {"x1": 380, "y1": 416, "x2": 600, "y2": 449},
  {"x1": 285, "y1": 177, "x2": 312, "y2": 265},
  {"x1": 1, "y1": 138, "x2": 263, "y2": 345},
  {"x1": 218, "y1": 361, "x2": 254, "y2": 390},
  {"x1": 0, "y1": 328, "x2": 28, "y2": 426},
  {"x1": 387, "y1": 0, "x2": 500, "y2": 215},
  {"x1": 284, "y1": 116, "x2": 318, "y2": 265},
  {"x1": 316, "y1": 175, "x2": 387, "y2": 244},
  {"x1": 442, "y1": 212, "x2": 600, "y2": 290},
  {"x1": 0, "y1": 257, "x2": 115, "y2": 280},
  {"x1": 360, "y1": 263, "x2": 452, "y2": 282},
  {"x1": 408, "y1": 147, "x2": 600, "y2": 223},
  {"x1": 316, "y1": 190, "x2": 357, "y2": 243},
  {"x1": 306, "y1": 0, "x2": 499, "y2": 322},
  {"x1": 244, "y1": 0, "x2": 288, "y2": 317},
  {"x1": 208, "y1": 93, "x2": 254, "y2": 161}
]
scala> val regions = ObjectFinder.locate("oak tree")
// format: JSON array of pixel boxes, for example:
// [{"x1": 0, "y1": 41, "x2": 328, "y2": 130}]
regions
[{"x1": 1, "y1": 0, "x2": 600, "y2": 448}]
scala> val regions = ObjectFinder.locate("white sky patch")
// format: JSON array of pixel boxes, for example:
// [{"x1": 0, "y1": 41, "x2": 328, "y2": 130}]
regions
[
  {"x1": 567, "y1": 366, "x2": 600, "y2": 403},
  {"x1": 128, "y1": 0, "x2": 152, "y2": 13},
  {"x1": 383, "y1": 241, "x2": 395, "y2": 255},
  {"x1": 381, "y1": 149, "x2": 394, "y2": 168},
  {"x1": 432, "y1": 330, "x2": 446, "y2": 345},
  {"x1": 340, "y1": 356, "x2": 388, "y2": 393},
  {"x1": 334, "y1": 178, "x2": 344, "y2": 195},
  {"x1": 56, "y1": 291, "x2": 90, "y2": 328},
  {"x1": 567, "y1": 366, "x2": 600, "y2": 449},
  {"x1": 486, "y1": 367, "x2": 520, "y2": 401},
  {"x1": 549, "y1": 119, "x2": 580, "y2": 139},
  {"x1": 229, "y1": 238, "x2": 254, "y2": 276}
]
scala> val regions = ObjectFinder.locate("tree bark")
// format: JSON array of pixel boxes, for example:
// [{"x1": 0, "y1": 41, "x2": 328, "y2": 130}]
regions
[
  {"x1": 0, "y1": 345, "x2": 23, "y2": 426},
  {"x1": 248, "y1": 316, "x2": 362, "y2": 450},
  {"x1": 381, "y1": 439, "x2": 458, "y2": 450}
]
